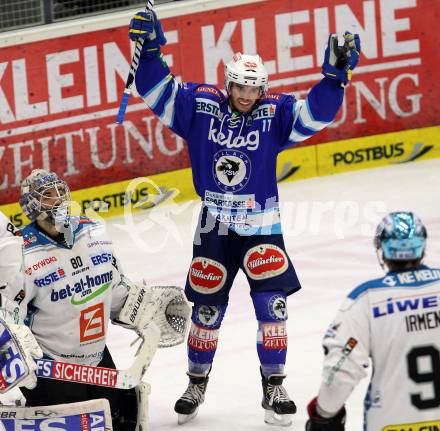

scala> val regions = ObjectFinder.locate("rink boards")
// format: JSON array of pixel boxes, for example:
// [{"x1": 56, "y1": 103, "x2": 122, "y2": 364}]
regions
[
  {"x1": 1, "y1": 124, "x2": 438, "y2": 227},
  {"x1": 0, "y1": 0, "x2": 439, "y2": 224}
]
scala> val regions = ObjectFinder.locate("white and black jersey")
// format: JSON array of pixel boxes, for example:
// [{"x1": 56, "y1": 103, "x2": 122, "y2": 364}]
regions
[
  {"x1": 20, "y1": 216, "x2": 129, "y2": 366},
  {"x1": 317, "y1": 265, "x2": 440, "y2": 430}
]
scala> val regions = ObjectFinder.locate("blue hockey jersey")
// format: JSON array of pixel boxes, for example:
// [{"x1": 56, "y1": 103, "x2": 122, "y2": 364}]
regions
[{"x1": 135, "y1": 53, "x2": 344, "y2": 234}]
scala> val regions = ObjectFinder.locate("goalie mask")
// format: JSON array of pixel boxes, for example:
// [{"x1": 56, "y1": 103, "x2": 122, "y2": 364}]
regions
[
  {"x1": 225, "y1": 52, "x2": 269, "y2": 95},
  {"x1": 374, "y1": 212, "x2": 427, "y2": 263},
  {"x1": 19, "y1": 169, "x2": 71, "y2": 225}
]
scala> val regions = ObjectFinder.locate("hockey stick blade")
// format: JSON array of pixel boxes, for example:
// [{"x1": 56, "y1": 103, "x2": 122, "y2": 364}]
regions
[
  {"x1": 115, "y1": 0, "x2": 155, "y2": 124},
  {"x1": 35, "y1": 323, "x2": 160, "y2": 389}
]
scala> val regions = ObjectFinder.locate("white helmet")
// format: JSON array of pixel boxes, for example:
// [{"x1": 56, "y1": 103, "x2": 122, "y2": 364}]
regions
[{"x1": 225, "y1": 52, "x2": 269, "y2": 94}]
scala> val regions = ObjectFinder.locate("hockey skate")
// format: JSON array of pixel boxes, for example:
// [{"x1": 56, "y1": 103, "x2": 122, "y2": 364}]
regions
[
  {"x1": 174, "y1": 371, "x2": 209, "y2": 425},
  {"x1": 261, "y1": 368, "x2": 297, "y2": 427}
]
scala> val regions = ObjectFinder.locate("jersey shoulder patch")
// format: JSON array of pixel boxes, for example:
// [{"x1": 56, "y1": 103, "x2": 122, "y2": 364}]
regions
[
  {"x1": 76, "y1": 216, "x2": 96, "y2": 226},
  {"x1": 261, "y1": 92, "x2": 294, "y2": 105},
  {"x1": 194, "y1": 84, "x2": 225, "y2": 102},
  {"x1": 21, "y1": 223, "x2": 44, "y2": 249}
]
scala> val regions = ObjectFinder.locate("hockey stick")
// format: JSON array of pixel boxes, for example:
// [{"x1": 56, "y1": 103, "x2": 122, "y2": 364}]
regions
[
  {"x1": 115, "y1": 0, "x2": 155, "y2": 124},
  {"x1": 35, "y1": 323, "x2": 160, "y2": 389}
]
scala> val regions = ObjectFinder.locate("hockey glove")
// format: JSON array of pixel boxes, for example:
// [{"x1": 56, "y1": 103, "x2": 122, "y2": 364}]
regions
[
  {"x1": 322, "y1": 32, "x2": 361, "y2": 85},
  {"x1": 129, "y1": 11, "x2": 167, "y2": 53},
  {"x1": 305, "y1": 397, "x2": 346, "y2": 431}
]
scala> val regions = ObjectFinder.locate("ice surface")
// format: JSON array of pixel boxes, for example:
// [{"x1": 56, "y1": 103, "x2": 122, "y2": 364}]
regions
[
  {"x1": 5, "y1": 159, "x2": 440, "y2": 430},
  {"x1": 107, "y1": 158, "x2": 440, "y2": 430}
]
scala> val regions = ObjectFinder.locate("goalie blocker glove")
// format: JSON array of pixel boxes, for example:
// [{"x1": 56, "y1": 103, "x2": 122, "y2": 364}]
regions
[
  {"x1": 0, "y1": 318, "x2": 43, "y2": 393},
  {"x1": 305, "y1": 397, "x2": 346, "y2": 431},
  {"x1": 322, "y1": 32, "x2": 361, "y2": 85}
]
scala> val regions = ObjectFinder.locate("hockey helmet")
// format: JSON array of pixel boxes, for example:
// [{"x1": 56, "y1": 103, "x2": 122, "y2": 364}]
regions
[
  {"x1": 19, "y1": 169, "x2": 71, "y2": 223},
  {"x1": 224, "y1": 52, "x2": 269, "y2": 94},
  {"x1": 374, "y1": 212, "x2": 427, "y2": 262}
]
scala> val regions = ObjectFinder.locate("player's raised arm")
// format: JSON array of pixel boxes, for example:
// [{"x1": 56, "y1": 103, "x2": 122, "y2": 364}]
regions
[
  {"x1": 129, "y1": 11, "x2": 197, "y2": 141},
  {"x1": 284, "y1": 33, "x2": 361, "y2": 149}
]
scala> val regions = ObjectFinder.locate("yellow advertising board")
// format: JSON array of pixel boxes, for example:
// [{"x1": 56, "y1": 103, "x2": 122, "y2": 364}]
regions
[
  {"x1": 317, "y1": 126, "x2": 440, "y2": 176},
  {"x1": 276, "y1": 144, "x2": 318, "y2": 183},
  {"x1": 1, "y1": 125, "x2": 439, "y2": 227}
]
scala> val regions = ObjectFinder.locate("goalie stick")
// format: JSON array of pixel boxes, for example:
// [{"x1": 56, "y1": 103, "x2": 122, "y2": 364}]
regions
[
  {"x1": 35, "y1": 323, "x2": 160, "y2": 389},
  {"x1": 115, "y1": 0, "x2": 155, "y2": 124}
]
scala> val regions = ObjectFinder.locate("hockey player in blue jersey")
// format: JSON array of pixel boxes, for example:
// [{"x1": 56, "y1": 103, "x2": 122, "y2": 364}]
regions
[
  {"x1": 128, "y1": 10, "x2": 360, "y2": 426},
  {"x1": 306, "y1": 212, "x2": 440, "y2": 431}
]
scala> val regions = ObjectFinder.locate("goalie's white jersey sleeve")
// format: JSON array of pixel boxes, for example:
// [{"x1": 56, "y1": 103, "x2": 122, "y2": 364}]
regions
[
  {"x1": 20, "y1": 217, "x2": 129, "y2": 366},
  {"x1": 317, "y1": 265, "x2": 440, "y2": 431},
  {"x1": 0, "y1": 211, "x2": 24, "y2": 309},
  {"x1": 0, "y1": 210, "x2": 19, "y2": 239}
]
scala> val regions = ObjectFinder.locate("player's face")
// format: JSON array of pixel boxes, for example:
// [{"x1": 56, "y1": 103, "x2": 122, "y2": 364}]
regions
[
  {"x1": 39, "y1": 186, "x2": 66, "y2": 211},
  {"x1": 229, "y1": 83, "x2": 262, "y2": 113}
]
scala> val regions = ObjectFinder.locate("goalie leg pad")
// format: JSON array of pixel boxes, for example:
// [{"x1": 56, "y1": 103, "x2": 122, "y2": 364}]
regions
[
  {"x1": 0, "y1": 398, "x2": 113, "y2": 430},
  {"x1": 112, "y1": 383, "x2": 150, "y2": 431}
]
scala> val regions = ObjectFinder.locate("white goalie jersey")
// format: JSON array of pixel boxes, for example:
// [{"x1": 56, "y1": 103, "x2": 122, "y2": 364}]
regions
[
  {"x1": 317, "y1": 265, "x2": 440, "y2": 431},
  {"x1": 18, "y1": 216, "x2": 129, "y2": 366}
]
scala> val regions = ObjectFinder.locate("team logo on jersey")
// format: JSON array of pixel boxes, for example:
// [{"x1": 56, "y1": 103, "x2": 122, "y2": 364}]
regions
[
  {"x1": 196, "y1": 305, "x2": 220, "y2": 327},
  {"x1": 213, "y1": 150, "x2": 251, "y2": 192},
  {"x1": 80, "y1": 302, "x2": 105, "y2": 343},
  {"x1": 25, "y1": 256, "x2": 58, "y2": 275},
  {"x1": 268, "y1": 295, "x2": 288, "y2": 320},
  {"x1": 204, "y1": 191, "x2": 255, "y2": 210},
  {"x1": 50, "y1": 271, "x2": 113, "y2": 304},
  {"x1": 34, "y1": 268, "x2": 66, "y2": 287},
  {"x1": 188, "y1": 257, "x2": 227, "y2": 294},
  {"x1": 208, "y1": 118, "x2": 260, "y2": 151},
  {"x1": 23, "y1": 233, "x2": 37, "y2": 247},
  {"x1": 243, "y1": 244, "x2": 288, "y2": 280},
  {"x1": 90, "y1": 252, "x2": 113, "y2": 266},
  {"x1": 252, "y1": 104, "x2": 276, "y2": 120},
  {"x1": 382, "y1": 275, "x2": 397, "y2": 286}
]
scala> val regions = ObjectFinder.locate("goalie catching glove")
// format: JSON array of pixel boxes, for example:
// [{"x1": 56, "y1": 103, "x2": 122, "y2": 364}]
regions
[{"x1": 115, "y1": 281, "x2": 190, "y2": 348}]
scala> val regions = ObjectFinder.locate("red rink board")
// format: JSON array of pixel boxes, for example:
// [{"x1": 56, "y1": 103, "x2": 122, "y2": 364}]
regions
[{"x1": 0, "y1": 0, "x2": 438, "y2": 204}]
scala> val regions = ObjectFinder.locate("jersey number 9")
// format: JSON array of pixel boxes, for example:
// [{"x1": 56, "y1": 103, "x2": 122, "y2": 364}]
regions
[{"x1": 406, "y1": 345, "x2": 440, "y2": 410}]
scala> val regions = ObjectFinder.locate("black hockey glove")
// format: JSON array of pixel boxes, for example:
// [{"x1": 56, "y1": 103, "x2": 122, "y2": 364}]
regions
[{"x1": 305, "y1": 397, "x2": 346, "y2": 431}]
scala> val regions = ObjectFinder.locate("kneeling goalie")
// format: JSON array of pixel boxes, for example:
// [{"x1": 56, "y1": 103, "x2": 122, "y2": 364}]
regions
[{"x1": 0, "y1": 169, "x2": 190, "y2": 430}]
